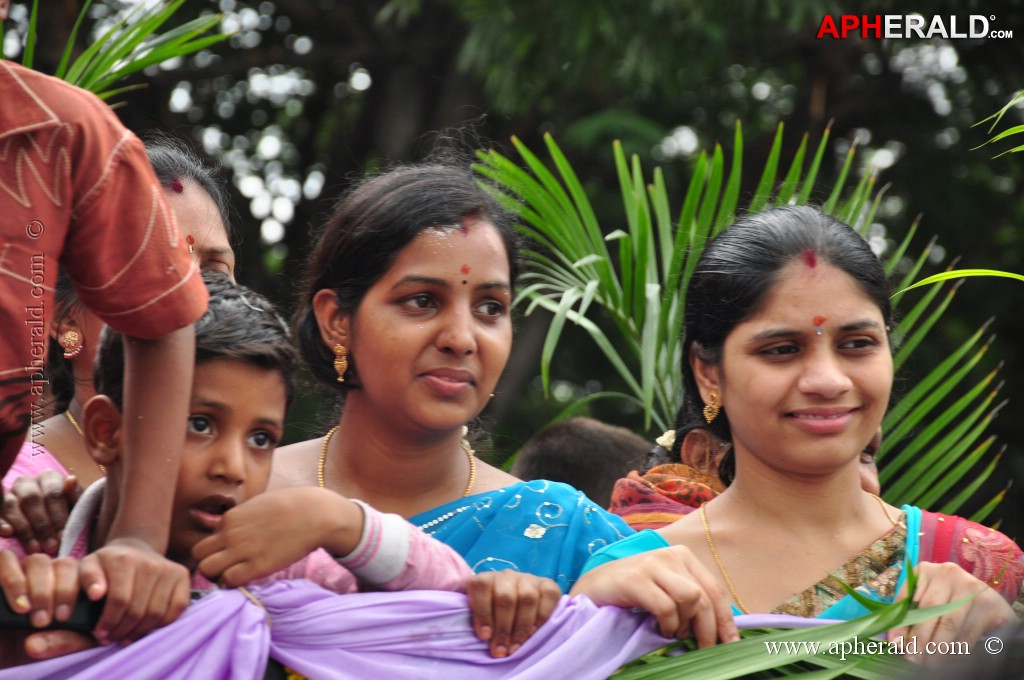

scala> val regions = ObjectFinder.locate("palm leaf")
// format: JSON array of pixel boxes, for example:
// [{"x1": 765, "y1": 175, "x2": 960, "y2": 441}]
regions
[
  {"x1": 821, "y1": 137, "x2": 857, "y2": 214},
  {"x1": 775, "y1": 131, "x2": 808, "y2": 206},
  {"x1": 617, "y1": 586, "x2": 971, "y2": 679},
  {"x1": 712, "y1": 122, "x2": 744, "y2": 233},
  {"x1": 892, "y1": 281, "x2": 961, "y2": 371},
  {"x1": 22, "y1": 0, "x2": 40, "y2": 69},
  {"x1": 887, "y1": 229, "x2": 933, "y2": 307},
  {"x1": 881, "y1": 340, "x2": 997, "y2": 465},
  {"x1": 969, "y1": 484, "x2": 1008, "y2": 525},
  {"x1": 749, "y1": 122, "x2": 783, "y2": 212},
  {"x1": 973, "y1": 90, "x2": 1024, "y2": 156},
  {"x1": 22, "y1": 0, "x2": 228, "y2": 102},
  {"x1": 884, "y1": 380, "x2": 1003, "y2": 501},
  {"x1": 54, "y1": 0, "x2": 94, "y2": 78},
  {"x1": 480, "y1": 122, "x2": 1007, "y2": 521},
  {"x1": 796, "y1": 121, "x2": 831, "y2": 204},
  {"x1": 895, "y1": 269, "x2": 1024, "y2": 296}
]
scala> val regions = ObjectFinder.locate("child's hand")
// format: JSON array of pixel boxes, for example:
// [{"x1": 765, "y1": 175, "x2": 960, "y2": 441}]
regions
[
  {"x1": 0, "y1": 550, "x2": 95, "y2": 667},
  {"x1": 193, "y1": 487, "x2": 362, "y2": 588},
  {"x1": 467, "y1": 570, "x2": 562, "y2": 658},
  {"x1": 0, "y1": 471, "x2": 81, "y2": 555},
  {"x1": 1, "y1": 550, "x2": 81, "y2": 628},
  {"x1": 79, "y1": 538, "x2": 191, "y2": 644},
  {"x1": 0, "y1": 629, "x2": 96, "y2": 668}
]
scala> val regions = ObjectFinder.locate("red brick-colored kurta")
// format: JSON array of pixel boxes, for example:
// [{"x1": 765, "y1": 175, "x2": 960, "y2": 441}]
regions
[{"x1": 0, "y1": 60, "x2": 208, "y2": 472}]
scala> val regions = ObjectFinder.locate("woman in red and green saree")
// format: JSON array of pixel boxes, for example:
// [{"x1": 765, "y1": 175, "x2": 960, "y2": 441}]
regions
[{"x1": 584, "y1": 206, "x2": 1022, "y2": 649}]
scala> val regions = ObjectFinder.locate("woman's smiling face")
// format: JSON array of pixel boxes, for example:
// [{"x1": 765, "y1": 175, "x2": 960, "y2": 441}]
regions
[
  {"x1": 694, "y1": 259, "x2": 893, "y2": 478},
  {"x1": 332, "y1": 218, "x2": 512, "y2": 435}
]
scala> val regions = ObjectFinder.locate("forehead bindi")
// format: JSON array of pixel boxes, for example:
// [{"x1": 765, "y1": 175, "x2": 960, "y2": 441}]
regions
[
  {"x1": 387, "y1": 221, "x2": 509, "y2": 284},
  {"x1": 742, "y1": 262, "x2": 881, "y2": 331}
]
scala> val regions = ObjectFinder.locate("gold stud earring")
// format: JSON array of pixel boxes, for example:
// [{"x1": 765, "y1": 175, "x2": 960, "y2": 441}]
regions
[
  {"x1": 333, "y1": 344, "x2": 348, "y2": 383},
  {"x1": 702, "y1": 390, "x2": 721, "y2": 424},
  {"x1": 60, "y1": 330, "x2": 83, "y2": 359}
]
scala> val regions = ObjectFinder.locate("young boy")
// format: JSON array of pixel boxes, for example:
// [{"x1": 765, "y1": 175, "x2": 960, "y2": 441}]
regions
[{"x1": 1, "y1": 273, "x2": 559, "y2": 665}]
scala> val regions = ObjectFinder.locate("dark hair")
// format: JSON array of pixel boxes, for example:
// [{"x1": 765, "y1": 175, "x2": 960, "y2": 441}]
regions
[
  {"x1": 680, "y1": 205, "x2": 892, "y2": 484},
  {"x1": 295, "y1": 162, "x2": 522, "y2": 393},
  {"x1": 145, "y1": 135, "x2": 234, "y2": 242},
  {"x1": 95, "y1": 272, "x2": 298, "y2": 409},
  {"x1": 510, "y1": 417, "x2": 649, "y2": 507},
  {"x1": 643, "y1": 412, "x2": 711, "y2": 472}
]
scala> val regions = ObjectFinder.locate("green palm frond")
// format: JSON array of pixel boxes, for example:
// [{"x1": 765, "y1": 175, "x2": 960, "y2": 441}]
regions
[
  {"x1": 973, "y1": 90, "x2": 1024, "y2": 156},
  {"x1": 895, "y1": 269, "x2": 1024, "y2": 295},
  {"x1": 616, "y1": 582, "x2": 972, "y2": 679},
  {"x1": 21, "y1": 0, "x2": 227, "y2": 101},
  {"x1": 477, "y1": 123, "x2": 1006, "y2": 521}
]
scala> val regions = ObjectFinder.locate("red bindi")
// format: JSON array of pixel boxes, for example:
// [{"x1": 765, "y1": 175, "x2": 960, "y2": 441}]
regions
[
  {"x1": 801, "y1": 249, "x2": 817, "y2": 268},
  {"x1": 170, "y1": 177, "x2": 184, "y2": 194},
  {"x1": 460, "y1": 264, "x2": 471, "y2": 275},
  {"x1": 813, "y1": 315, "x2": 827, "y2": 327}
]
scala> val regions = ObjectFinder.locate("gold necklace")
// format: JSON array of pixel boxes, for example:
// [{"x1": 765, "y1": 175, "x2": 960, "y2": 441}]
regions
[
  {"x1": 317, "y1": 425, "x2": 477, "y2": 497},
  {"x1": 63, "y1": 410, "x2": 105, "y2": 474},
  {"x1": 700, "y1": 502, "x2": 750, "y2": 614},
  {"x1": 870, "y1": 492, "x2": 898, "y2": 526},
  {"x1": 700, "y1": 492, "x2": 899, "y2": 615}
]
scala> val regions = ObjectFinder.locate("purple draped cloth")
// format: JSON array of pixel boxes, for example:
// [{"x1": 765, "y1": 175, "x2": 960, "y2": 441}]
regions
[{"x1": 0, "y1": 580, "x2": 832, "y2": 679}]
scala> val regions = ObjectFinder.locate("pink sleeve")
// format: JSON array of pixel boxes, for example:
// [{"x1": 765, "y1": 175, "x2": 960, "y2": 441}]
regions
[
  {"x1": 379, "y1": 523, "x2": 473, "y2": 593},
  {"x1": 265, "y1": 550, "x2": 361, "y2": 595},
  {"x1": 335, "y1": 500, "x2": 470, "y2": 593},
  {"x1": 2, "y1": 441, "x2": 69, "y2": 491},
  {"x1": 258, "y1": 501, "x2": 470, "y2": 594}
]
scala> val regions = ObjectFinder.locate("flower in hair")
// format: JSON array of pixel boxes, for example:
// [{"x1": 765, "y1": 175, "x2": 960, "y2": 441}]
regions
[{"x1": 655, "y1": 430, "x2": 676, "y2": 449}]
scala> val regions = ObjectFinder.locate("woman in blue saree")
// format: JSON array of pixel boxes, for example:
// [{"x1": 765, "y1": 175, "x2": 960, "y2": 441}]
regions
[{"x1": 272, "y1": 163, "x2": 632, "y2": 595}]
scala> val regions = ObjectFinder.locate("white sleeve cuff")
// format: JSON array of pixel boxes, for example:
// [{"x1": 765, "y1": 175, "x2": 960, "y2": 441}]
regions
[{"x1": 334, "y1": 498, "x2": 411, "y2": 585}]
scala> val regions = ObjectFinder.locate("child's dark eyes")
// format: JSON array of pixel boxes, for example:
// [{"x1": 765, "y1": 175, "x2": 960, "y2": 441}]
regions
[
  {"x1": 248, "y1": 431, "x2": 277, "y2": 450},
  {"x1": 188, "y1": 415, "x2": 212, "y2": 435}
]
